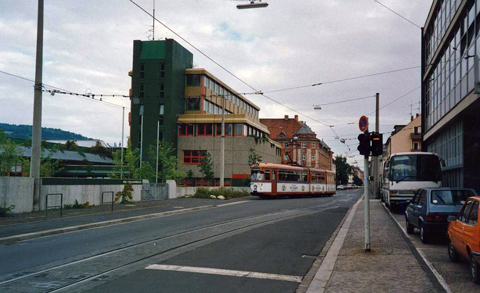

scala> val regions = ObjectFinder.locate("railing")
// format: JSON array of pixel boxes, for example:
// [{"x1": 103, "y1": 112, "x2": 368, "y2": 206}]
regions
[
  {"x1": 101, "y1": 191, "x2": 115, "y2": 212},
  {"x1": 45, "y1": 193, "x2": 63, "y2": 218}
]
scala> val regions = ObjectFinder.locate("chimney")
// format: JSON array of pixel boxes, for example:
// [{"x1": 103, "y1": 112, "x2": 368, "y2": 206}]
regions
[
  {"x1": 416, "y1": 113, "x2": 419, "y2": 118},
  {"x1": 284, "y1": 115, "x2": 289, "y2": 120},
  {"x1": 294, "y1": 115, "x2": 298, "y2": 121},
  {"x1": 411, "y1": 115, "x2": 414, "y2": 122}
]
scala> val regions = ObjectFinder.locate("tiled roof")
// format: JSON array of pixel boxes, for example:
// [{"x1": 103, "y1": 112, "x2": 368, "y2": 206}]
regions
[
  {"x1": 295, "y1": 123, "x2": 315, "y2": 135},
  {"x1": 260, "y1": 117, "x2": 302, "y2": 140}
]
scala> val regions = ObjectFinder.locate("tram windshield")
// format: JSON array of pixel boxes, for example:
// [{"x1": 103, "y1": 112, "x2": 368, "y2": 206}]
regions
[{"x1": 251, "y1": 171, "x2": 265, "y2": 181}]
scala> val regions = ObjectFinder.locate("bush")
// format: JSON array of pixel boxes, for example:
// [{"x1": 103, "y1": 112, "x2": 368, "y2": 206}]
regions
[
  {"x1": 193, "y1": 187, "x2": 249, "y2": 200},
  {"x1": 0, "y1": 204, "x2": 15, "y2": 217},
  {"x1": 64, "y1": 200, "x2": 91, "y2": 209},
  {"x1": 115, "y1": 182, "x2": 134, "y2": 204}
]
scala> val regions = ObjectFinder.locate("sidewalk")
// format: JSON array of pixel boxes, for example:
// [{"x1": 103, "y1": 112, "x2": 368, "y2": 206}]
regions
[{"x1": 307, "y1": 198, "x2": 447, "y2": 293}]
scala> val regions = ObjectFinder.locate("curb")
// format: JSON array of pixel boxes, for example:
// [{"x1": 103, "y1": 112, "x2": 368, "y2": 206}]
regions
[
  {"x1": 305, "y1": 195, "x2": 363, "y2": 292},
  {"x1": 0, "y1": 205, "x2": 214, "y2": 244}
]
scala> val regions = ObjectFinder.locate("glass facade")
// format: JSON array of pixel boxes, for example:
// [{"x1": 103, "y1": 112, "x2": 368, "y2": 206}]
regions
[{"x1": 424, "y1": 1, "x2": 479, "y2": 131}]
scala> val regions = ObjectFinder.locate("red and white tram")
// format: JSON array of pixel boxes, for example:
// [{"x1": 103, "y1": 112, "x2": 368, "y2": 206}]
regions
[{"x1": 250, "y1": 163, "x2": 336, "y2": 198}]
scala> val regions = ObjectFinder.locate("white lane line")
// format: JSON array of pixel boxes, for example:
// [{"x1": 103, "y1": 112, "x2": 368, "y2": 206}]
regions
[
  {"x1": 217, "y1": 201, "x2": 251, "y2": 207},
  {"x1": 145, "y1": 264, "x2": 303, "y2": 283}
]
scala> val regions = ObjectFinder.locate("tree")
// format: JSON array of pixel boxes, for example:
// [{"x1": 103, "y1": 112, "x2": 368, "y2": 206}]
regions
[
  {"x1": 111, "y1": 139, "x2": 139, "y2": 179},
  {"x1": 60, "y1": 140, "x2": 78, "y2": 151},
  {"x1": 333, "y1": 155, "x2": 353, "y2": 185},
  {"x1": 147, "y1": 140, "x2": 185, "y2": 183},
  {"x1": 90, "y1": 140, "x2": 111, "y2": 158},
  {"x1": 248, "y1": 148, "x2": 262, "y2": 166},
  {"x1": 0, "y1": 130, "x2": 23, "y2": 176},
  {"x1": 198, "y1": 151, "x2": 215, "y2": 183}
]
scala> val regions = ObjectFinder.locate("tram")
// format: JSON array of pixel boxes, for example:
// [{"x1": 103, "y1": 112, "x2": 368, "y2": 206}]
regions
[{"x1": 250, "y1": 163, "x2": 336, "y2": 198}]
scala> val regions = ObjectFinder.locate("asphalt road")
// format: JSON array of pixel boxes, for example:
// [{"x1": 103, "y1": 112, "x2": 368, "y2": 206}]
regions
[{"x1": 0, "y1": 190, "x2": 361, "y2": 293}]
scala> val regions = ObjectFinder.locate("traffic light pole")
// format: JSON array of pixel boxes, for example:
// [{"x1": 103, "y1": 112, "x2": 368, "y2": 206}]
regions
[{"x1": 364, "y1": 154, "x2": 370, "y2": 251}]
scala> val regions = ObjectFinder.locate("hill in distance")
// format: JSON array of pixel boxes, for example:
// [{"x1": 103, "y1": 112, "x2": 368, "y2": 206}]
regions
[{"x1": 0, "y1": 123, "x2": 92, "y2": 141}]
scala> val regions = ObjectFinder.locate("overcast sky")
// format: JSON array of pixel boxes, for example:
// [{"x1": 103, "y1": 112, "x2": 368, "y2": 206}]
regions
[{"x1": 0, "y1": 0, "x2": 433, "y2": 168}]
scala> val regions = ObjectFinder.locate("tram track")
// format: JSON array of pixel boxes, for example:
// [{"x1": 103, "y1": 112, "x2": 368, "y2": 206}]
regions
[{"x1": 0, "y1": 197, "x2": 352, "y2": 293}]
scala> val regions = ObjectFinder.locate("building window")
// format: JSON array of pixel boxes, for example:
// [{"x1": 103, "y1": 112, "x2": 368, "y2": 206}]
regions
[
  {"x1": 312, "y1": 142, "x2": 316, "y2": 148},
  {"x1": 413, "y1": 142, "x2": 419, "y2": 151},
  {"x1": 414, "y1": 126, "x2": 419, "y2": 134},
  {"x1": 312, "y1": 155, "x2": 315, "y2": 161},
  {"x1": 186, "y1": 98, "x2": 201, "y2": 111},
  {"x1": 140, "y1": 63, "x2": 145, "y2": 79},
  {"x1": 159, "y1": 84, "x2": 165, "y2": 98},
  {"x1": 284, "y1": 142, "x2": 289, "y2": 148},
  {"x1": 159, "y1": 63, "x2": 165, "y2": 78},
  {"x1": 216, "y1": 123, "x2": 232, "y2": 136},
  {"x1": 235, "y1": 124, "x2": 243, "y2": 136},
  {"x1": 197, "y1": 123, "x2": 213, "y2": 136},
  {"x1": 179, "y1": 124, "x2": 194, "y2": 136},
  {"x1": 183, "y1": 150, "x2": 206, "y2": 165},
  {"x1": 186, "y1": 74, "x2": 201, "y2": 87},
  {"x1": 139, "y1": 84, "x2": 144, "y2": 98},
  {"x1": 301, "y1": 142, "x2": 306, "y2": 148}
]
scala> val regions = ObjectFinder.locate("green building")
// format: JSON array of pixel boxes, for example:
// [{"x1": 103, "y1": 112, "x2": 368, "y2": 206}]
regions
[{"x1": 130, "y1": 39, "x2": 193, "y2": 167}]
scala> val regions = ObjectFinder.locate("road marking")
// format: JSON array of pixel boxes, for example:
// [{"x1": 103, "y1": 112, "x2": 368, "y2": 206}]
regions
[
  {"x1": 145, "y1": 264, "x2": 303, "y2": 283},
  {"x1": 217, "y1": 201, "x2": 250, "y2": 207},
  {"x1": 383, "y1": 204, "x2": 453, "y2": 293}
]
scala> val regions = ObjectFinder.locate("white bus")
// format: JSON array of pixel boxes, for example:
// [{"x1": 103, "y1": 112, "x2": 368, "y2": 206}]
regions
[{"x1": 382, "y1": 152, "x2": 443, "y2": 208}]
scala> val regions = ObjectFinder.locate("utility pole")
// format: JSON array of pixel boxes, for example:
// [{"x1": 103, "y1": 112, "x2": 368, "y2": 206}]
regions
[
  {"x1": 31, "y1": 0, "x2": 44, "y2": 211},
  {"x1": 220, "y1": 95, "x2": 225, "y2": 188},
  {"x1": 374, "y1": 93, "x2": 380, "y2": 199}
]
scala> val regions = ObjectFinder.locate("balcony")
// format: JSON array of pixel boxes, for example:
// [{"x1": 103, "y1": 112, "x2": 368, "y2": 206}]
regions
[{"x1": 411, "y1": 133, "x2": 422, "y2": 141}]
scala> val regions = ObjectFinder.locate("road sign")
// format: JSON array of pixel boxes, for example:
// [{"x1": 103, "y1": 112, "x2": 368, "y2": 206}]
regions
[{"x1": 359, "y1": 116, "x2": 368, "y2": 132}]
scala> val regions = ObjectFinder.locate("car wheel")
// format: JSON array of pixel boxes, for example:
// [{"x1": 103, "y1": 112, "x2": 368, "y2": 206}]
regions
[
  {"x1": 448, "y1": 239, "x2": 459, "y2": 262},
  {"x1": 420, "y1": 224, "x2": 429, "y2": 244},
  {"x1": 471, "y1": 254, "x2": 480, "y2": 284},
  {"x1": 405, "y1": 217, "x2": 414, "y2": 234}
]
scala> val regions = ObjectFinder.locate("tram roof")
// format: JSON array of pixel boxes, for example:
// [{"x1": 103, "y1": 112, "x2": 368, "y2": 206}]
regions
[{"x1": 253, "y1": 163, "x2": 333, "y2": 173}]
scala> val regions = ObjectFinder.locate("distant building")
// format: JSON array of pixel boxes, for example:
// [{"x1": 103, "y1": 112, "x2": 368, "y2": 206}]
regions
[
  {"x1": 422, "y1": 1, "x2": 480, "y2": 189},
  {"x1": 129, "y1": 39, "x2": 281, "y2": 185},
  {"x1": 260, "y1": 115, "x2": 333, "y2": 170},
  {"x1": 385, "y1": 114, "x2": 422, "y2": 158}
]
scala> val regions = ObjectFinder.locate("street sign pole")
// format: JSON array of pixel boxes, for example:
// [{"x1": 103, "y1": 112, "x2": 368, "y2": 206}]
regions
[{"x1": 364, "y1": 153, "x2": 370, "y2": 251}]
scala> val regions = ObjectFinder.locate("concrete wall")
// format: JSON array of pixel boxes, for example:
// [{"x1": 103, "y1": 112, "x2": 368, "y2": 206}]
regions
[
  {"x1": 176, "y1": 186, "x2": 250, "y2": 198},
  {"x1": 40, "y1": 183, "x2": 143, "y2": 211},
  {"x1": 0, "y1": 177, "x2": 34, "y2": 214}
]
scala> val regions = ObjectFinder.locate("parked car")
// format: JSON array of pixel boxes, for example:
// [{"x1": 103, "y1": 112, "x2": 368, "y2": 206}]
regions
[
  {"x1": 337, "y1": 185, "x2": 344, "y2": 190},
  {"x1": 405, "y1": 187, "x2": 477, "y2": 243},
  {"x1": 447, "y1": 196, "x2": 480, "y2": 284}
]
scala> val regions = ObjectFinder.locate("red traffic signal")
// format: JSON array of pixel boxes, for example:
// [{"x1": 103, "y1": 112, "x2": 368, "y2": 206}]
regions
[{"x1": 357, "y1": 132, "x2": 370, "y2": 156}]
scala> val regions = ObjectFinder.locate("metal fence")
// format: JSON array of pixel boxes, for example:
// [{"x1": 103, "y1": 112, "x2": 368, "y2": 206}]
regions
[{"x1": 142, "y1": 183, "x2": 169, "y2": 201}]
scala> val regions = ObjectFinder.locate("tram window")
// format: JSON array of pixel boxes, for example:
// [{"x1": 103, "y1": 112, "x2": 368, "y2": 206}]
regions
[{"x1": 265, "y1": 170, "x2": 271, "y2": 181}]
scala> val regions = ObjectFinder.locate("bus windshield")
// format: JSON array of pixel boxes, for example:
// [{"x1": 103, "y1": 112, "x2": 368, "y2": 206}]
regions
[
  {"x1": 251, "y1": 171, "x2": 264, "y2": 181},
  {"x1": 390, "y1": 155, "x2": 441, "y2": 183}
]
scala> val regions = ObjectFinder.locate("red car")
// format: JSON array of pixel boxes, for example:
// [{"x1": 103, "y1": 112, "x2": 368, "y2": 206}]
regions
[{"x1": 447, "y1": 196, "x2": 480, "y2": 284}]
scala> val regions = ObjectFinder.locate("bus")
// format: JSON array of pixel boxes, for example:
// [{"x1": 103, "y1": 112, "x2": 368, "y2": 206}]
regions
[
  {"x1": 250, "y1": 163, "x2": 336, "y2": 198},
  {"x1": 382, "y1": 152, "x2": 443, "y2": 208}
]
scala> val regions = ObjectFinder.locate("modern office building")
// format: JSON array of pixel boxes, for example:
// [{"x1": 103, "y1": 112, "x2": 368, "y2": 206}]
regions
[
  {"x1": 130, "y1": 39, "x2": 281, "y2": 185},
  {"x1": 422, "y1": 1, "x2": 480, "y2": 190},
  {"x1": 260, "y1": 115, "x2": 333, "y2": 170},
  {"x1": 130, "y1": 39, "x2": 194, "y2": 167}
]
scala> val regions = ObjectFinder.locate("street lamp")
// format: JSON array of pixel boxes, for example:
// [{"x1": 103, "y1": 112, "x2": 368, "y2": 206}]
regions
[{"x1": 237, "y1": 0, "x2": 268, "y2": 9}]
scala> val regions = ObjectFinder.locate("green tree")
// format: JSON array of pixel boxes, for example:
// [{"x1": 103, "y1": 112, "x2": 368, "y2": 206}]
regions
[
  {"x1": 333, "y1": 155, "x2": 353, "y2": 185},
  {"x1": 248, "y1": 148, "x2": 262, "y2": 166},
  {"x1": 148, "y1": 140, "x2": 185, "y2": 183},
  {"x1": 0, "y1": 130, "x2": 23, "y2": 176},
  {"x1": 111, "y1": 139, "x2": 139, "y2": 179},
  {"x1": 134, "y1": 161, "x2": 156, "y2": 182},
  {"x1": 198, "y1": 151, "x2": 215, "y2": 184},
  {"x1": 90, "y1": 140, "x2": 111, "y2": 158}
]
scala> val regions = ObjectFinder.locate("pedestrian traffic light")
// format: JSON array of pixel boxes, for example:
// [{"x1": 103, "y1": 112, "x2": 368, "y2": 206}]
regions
[
  {"x1": 370, "y1": 132, "x2": 383, "y2": 156},
  {"x1": 357, "y1": 132, "x2": 370, "y2": 156}
]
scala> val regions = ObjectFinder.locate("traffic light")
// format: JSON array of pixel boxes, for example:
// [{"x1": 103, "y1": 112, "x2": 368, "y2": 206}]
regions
[
  {"x1": 370, "y1": 132, "x2": 383, "y2": 156},
  {"x1": 357, "y1": 132, "x2": 370, "y2": 156}
]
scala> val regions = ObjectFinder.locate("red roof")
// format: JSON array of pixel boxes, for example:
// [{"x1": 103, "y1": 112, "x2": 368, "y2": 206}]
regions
[{"x1": 260, "y1": 115, "x2": 302, "y2": 140}]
